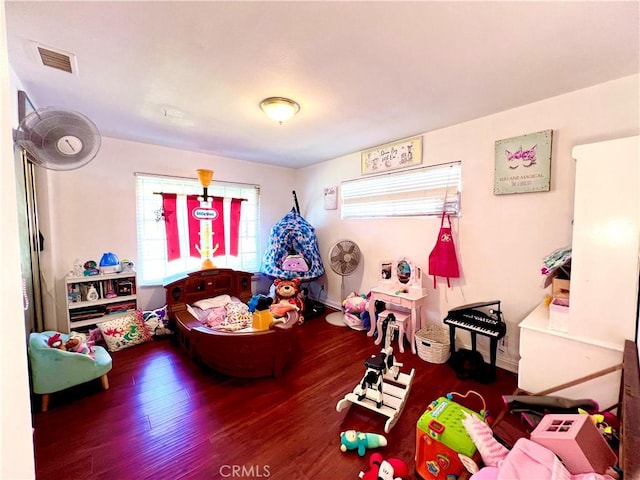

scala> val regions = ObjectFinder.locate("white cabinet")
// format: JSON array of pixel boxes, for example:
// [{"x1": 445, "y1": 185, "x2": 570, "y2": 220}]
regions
[
  {"x1": 65, "y1": 271, "x2": 137, "y2": 332},
  {"x1": 518, "y1": 136, "x2": 639, "y2": 408}
]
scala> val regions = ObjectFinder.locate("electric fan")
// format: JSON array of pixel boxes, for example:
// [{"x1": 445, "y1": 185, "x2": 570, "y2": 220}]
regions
[
  {"x1": 326, "y1": 239, "x2": 362, "y2": 327},
  {"x1": 13, "y1": 107, "x2": 101, "y2": 170}
]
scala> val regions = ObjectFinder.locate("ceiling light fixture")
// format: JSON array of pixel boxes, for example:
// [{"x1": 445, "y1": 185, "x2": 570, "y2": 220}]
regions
[{"x1": 260, "y1": 97, "x2": 300, "y2": 124}]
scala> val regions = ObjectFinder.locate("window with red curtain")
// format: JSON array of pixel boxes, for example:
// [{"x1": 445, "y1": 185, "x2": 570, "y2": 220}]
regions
[{"x1": 135, "y1": 173, "x2": 260, "y2": 286}]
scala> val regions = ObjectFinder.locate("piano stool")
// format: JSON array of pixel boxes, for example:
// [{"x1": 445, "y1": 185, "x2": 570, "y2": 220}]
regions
[{"x1": 375, "y1": 309, "x2": 411, "y2": 353}]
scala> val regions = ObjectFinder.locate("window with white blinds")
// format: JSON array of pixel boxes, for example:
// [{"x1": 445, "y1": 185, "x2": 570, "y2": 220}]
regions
[
  {"x1": 341, "y1": 161, "x2": 461, "y2": 218},
  {"x1": 135, "y1": 173, "x2": 260, "y2": 286}
]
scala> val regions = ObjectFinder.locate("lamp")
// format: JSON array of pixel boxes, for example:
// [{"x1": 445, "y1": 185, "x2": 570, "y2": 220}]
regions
[
  {"x1": 260, "y1": 97, "x2": 300, "y2": 124},
  {"x1": 197, "y1": 168, "x2": 213, "y2": 202},
  {"x1": 195, "y1": 168, "x2": 217, "y2": 270}
]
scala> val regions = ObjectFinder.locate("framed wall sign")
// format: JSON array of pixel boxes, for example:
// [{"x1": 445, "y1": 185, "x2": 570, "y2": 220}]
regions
[
  {"x1": 361, "y1": 136, "x2": 422, "y2": 175},
  {"x1": 494, "y1": 129, "x2": 553, "y2": 195},
  {"x1": 323, "y1": 186, "x2": 338, "y2": 210}
]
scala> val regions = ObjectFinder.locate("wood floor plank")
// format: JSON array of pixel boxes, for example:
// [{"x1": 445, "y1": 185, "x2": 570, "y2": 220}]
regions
[{"x1": 32, "y1": 312, "x2": 517, "y2": 479}]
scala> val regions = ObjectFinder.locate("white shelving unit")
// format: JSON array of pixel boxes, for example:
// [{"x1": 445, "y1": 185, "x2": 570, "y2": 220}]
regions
[
  {"x1": 65, "y1": 271, "x2": 137, "y2": 332},
  {"x1": 518, "y1": 136, "x2": 639, "y2": 409}
]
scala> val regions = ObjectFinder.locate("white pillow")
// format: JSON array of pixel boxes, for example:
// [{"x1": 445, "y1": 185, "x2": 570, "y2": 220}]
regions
[{"x1": 192, "y1": 295, "x2": 231, "y2": 309}]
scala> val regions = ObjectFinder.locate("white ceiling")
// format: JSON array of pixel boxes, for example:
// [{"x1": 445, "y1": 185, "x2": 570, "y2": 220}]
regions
[{"x1": 5, "y1": 1, "x2": 639, "y2": 169}]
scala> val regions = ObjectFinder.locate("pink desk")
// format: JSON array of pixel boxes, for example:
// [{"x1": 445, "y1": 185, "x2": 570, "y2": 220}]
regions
[{"x1": 367, "y1": 287, "x2": 427, "y2": 354}]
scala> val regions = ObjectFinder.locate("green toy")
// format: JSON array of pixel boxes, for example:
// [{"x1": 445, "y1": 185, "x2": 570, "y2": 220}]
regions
[{"x1": 339, "y1": 430, "x2": 387, "y2": 456}]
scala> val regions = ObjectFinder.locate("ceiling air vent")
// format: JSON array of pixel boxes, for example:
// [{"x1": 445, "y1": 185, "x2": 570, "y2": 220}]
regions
[{"x1": 36, "y1": 45, "x2": 75, "y2": 74}]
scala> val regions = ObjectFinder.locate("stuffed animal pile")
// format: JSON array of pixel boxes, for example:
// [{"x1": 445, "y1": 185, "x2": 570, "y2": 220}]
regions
[
  {"x1": 48, "y1": 332, "x2": 95, "y2": 358},
  {"x1": 342, "y1": 292, "x2": 368, "y2": 330}
]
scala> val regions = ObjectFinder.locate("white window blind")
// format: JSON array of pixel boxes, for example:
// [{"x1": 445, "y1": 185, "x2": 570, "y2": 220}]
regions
[
  {"x1": 341, "y1": 161, "x2": 461, "y2": 218},
  {"x1": 135, "y1": 173, "x2": 260, "y2": 286}
]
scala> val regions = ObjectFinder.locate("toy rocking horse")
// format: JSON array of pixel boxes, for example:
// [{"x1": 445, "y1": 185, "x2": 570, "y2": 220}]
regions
[{"x1": 336, "y1": 314, "x2": 415, "y2": 433}]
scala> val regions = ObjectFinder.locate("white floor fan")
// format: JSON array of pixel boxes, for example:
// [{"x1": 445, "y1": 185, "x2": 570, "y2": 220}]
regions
[{"x1": 326, "y1": 239, "x2": 362, "y2": 327}]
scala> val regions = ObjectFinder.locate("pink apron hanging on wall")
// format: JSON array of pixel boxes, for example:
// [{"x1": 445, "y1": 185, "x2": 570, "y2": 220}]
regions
[{"x1": 428, "y1": 213, "x2": 460, "y2": 288}]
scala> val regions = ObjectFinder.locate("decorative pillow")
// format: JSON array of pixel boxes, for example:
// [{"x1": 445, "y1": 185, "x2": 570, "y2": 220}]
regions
[
  {"x1": 142, "y1": 305, "x2": 172, "y2": 336},
  {"x1": 192, "y1": 295, "x2": 231, "y2": 310},
  {"x1": 87, "y1": 327, "x2": 104, "y2": 345},
  {"x1": 461, "y1": 411, "x2": 509, "y2": 468},
  {"x1": 98, "y1": 310, "x2": 153, "y2": 352}
]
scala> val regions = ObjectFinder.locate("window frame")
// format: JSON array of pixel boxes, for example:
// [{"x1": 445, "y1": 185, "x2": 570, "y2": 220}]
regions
[
  {"x1": 340, "y1": 161, "x2": 462, "y2": 219},
  {"x1": 135, "y1": 173, "x2": 260, "y2": 286}
]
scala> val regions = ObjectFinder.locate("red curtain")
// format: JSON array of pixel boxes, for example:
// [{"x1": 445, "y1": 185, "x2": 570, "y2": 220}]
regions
[
  {"x1": 211, "y1": 196, "x2": 225, "y2": 256},
  {"x1": 161, "y1": 194, "x2": 180, "y2": 261},
  {"x1": 164, "y1": 194, "x2": 243, "y2": 260},
  {"x1": 229, "y1": 198, "x2": 243, "y2": 256},
  {"x1": 186, "y1": 195, "x2": 201, "y2": 258}
]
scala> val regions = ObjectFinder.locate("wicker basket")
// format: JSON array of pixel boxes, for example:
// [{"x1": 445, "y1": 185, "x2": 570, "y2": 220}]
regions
[{"x1": 415, "y1": 325, "x2": 451, "y2": 364}]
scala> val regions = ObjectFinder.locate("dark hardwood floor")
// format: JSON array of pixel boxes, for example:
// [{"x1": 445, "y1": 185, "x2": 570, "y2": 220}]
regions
[{"x1": 31, "y1": 312, "x2": 517, "y2": 479}]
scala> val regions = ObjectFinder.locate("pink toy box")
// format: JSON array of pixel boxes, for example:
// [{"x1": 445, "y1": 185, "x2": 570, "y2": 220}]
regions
[{"x1": 530, "y1": 414, "x2": 617, "y2": 475}]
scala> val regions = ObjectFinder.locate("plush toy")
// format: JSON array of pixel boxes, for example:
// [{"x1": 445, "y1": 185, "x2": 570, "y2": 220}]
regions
[
  {"x1": 282, "y1": 254, "x2": 309, "y2": 272},
  {"x1": 270, "y1": 300, "x2": 299, "y2": 318},
  {"x1": 142, "y1": 305, "x2": 173, "y2": 337},
  {"x1": 342, "y1": 292, "x2": 369, "y2": 330},
  {"x1": 247, "y1": 294, "x2": 274, "y2": 313},
  {"x1": 87, "y1": 327, "x2": 103, "y2": 345},
  {"x1": 65, "y1": 332, "x2": 95, "y2": 357},
  {"x1": 271, "y1": 278, "x2": 305, "y2": 323},
  {"x1": 47, "y1": 333, "x2": 66, "y2": 350},
  {"x1": 340, "y1": 430, "x2": 387, "y2": 456},
  {"x1": 359, "y1": 452, "x2": 408, "y2": 480},
  {"x1": 343, "y1": 292, "x2": 367, "y2": 315},
  {"x1": 143, "y1": 305, "x2": 173, "y2": 336}
]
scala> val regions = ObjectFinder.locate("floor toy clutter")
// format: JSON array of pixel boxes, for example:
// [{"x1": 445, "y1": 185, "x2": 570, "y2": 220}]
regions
[
  {"x1": 336, "y1": 313, "x2": 415, "y2": 433},
  {"x1": 340, "y1": 430, "x2": 387, "y2": 456},
  {"x1": 359, "y1": 453, "x2": 409, "y2": 480}
]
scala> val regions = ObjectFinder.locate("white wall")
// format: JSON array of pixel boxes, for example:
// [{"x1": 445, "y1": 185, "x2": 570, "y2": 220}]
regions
[
  {"x1": 22, "y1": 74, "x2": 640, "y2": 373},
  {"x1": 36, "y1": 138, "x2": 296, "y2": 331},
  {"x1": 297, "y1": 74, "x2": 639, "y2": 371},
  {"x1": 1, "y1": 1, "x2": 36, "y2": 477}
]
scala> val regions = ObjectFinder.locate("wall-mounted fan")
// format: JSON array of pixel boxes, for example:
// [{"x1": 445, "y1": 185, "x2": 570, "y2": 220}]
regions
[
  {"x1": 13, "y1": 107, "x2": 101, "y2": 170},
  {"x1": 326, "y1": 239, "x2": 362, "y2": 327}
]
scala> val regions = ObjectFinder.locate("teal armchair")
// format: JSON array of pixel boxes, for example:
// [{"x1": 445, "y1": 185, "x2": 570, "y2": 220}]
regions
[{"x1": 28, "y1": 331, "x2": 112, "y2": 412}]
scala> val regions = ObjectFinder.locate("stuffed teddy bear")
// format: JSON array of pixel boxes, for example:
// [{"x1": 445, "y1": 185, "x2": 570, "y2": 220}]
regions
[
  {"x1": 359, "y1": 452, "x2": 408, "y2": 480},
  {"x1": 271, "y1": 278, "x2": 305, "y2": 324},
  {"x1": 340, "y1": 430, "x2": 387, "y2": 456}
]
